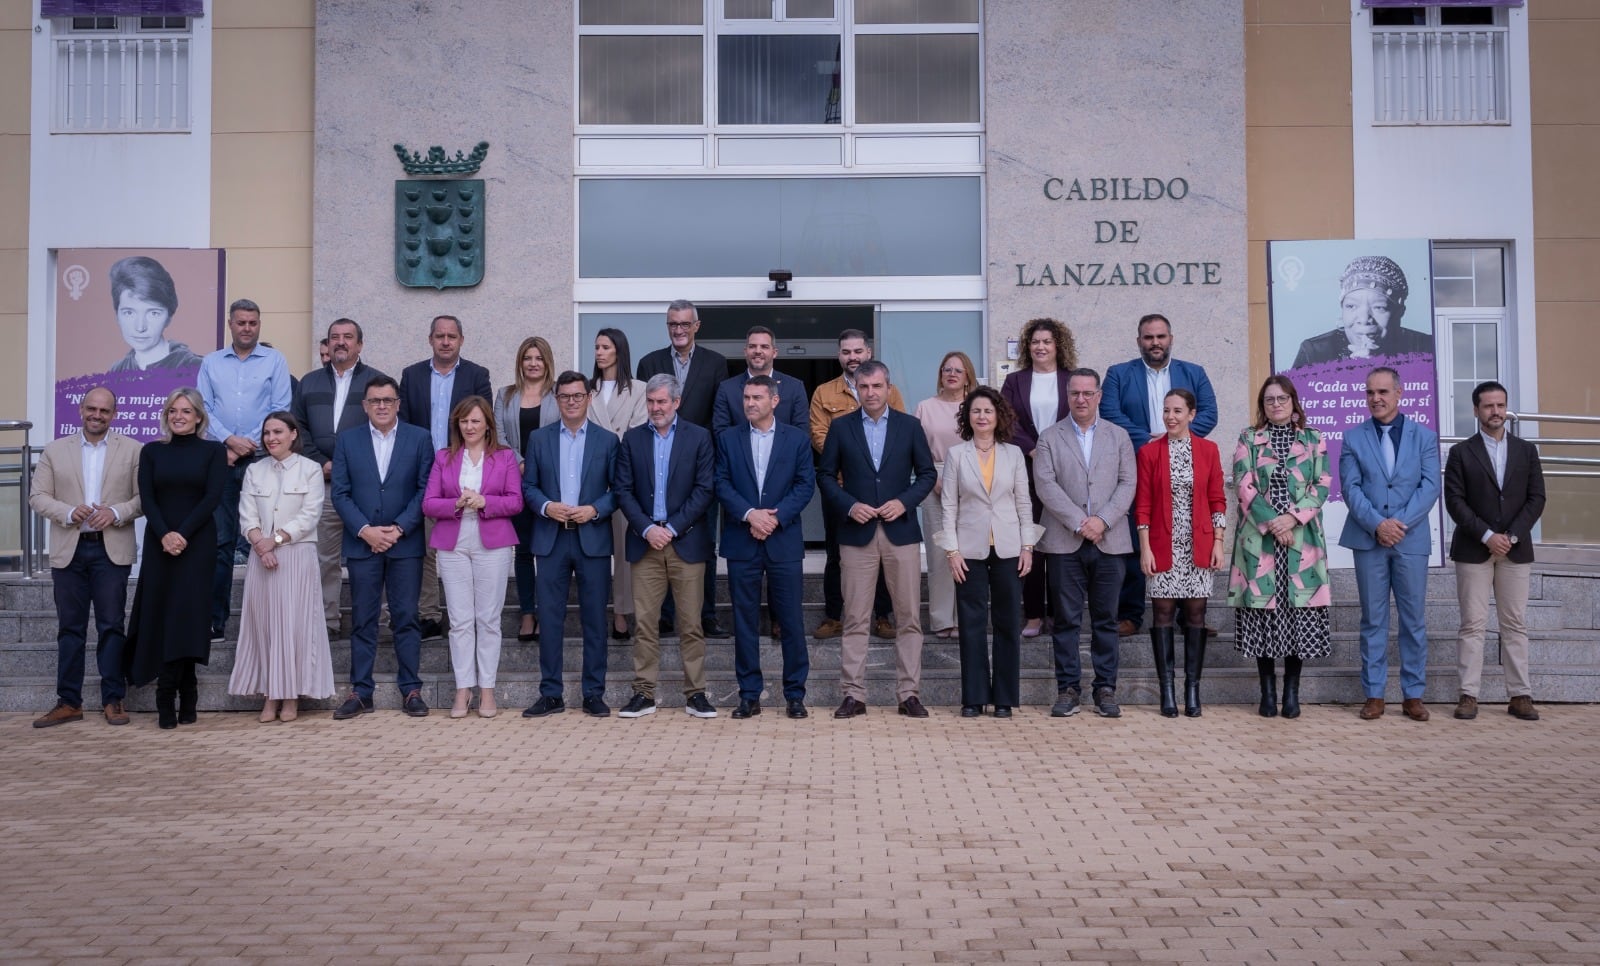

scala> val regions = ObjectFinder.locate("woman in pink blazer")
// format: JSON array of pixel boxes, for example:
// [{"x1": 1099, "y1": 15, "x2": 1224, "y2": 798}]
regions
[{"x1": 424, "y1": 395, "x2": 524, "y2": 718}]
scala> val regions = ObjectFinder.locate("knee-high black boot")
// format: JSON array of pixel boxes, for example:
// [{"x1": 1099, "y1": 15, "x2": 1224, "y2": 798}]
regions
[
  {"x1": 1281, "y1": 655, "x2": 1303, "y2": 719},
  {"x1": 1183, "y1": 626, "x2": 1208, "y2": 717},
  {"x1": 1256, "y1": 657, "x2": 1278, "y2": 718},
  {"x1": 1150, "y1": 627, "x2": 1178, "y2": 718},
  {"x1": 177, "y1": 660, "x2": 198, "y2": 725}
]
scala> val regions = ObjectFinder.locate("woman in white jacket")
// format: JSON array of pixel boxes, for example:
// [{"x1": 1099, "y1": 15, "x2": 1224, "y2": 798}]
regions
[
  {"x1": 227, "y1": 411, "x2": 335, "y2": 721},
  {"x1": 936, "y1": 387, "x2": 1043, "y2": 719}
]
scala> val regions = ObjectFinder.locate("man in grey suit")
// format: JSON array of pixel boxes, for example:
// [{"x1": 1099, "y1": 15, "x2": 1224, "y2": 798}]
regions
[
  {"x1": 1034, "y1": 369, "x2": 1137, "y2": 719},
  {"x1": 291, "y1": 317, "x2": 387, "y2": 636}
]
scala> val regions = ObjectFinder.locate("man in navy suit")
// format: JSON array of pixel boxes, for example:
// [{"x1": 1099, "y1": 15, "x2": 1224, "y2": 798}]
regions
[
  {"x1": 716, "y1": 375, "x2": 816, "y2": 719},
  {"x1": 521, "y1": 371, "x2": 620, "y2": 719},
  {"x1": 637, "y1": 299, "x2": 731, "y2": 638},
  {"x1": 614, "y1": 373, "x2": 719, "y2": 719},
  {"x1": 330, "y1": 374, "x2": 436, "y2": 719},
  {"x1": 711, "y1": 326, "x2": 808, "y2": 436},
  {"x1": 819, "y1": 360, "x2": 937, "y2": 719},
  {"x1": 1340, "y1": 366, "x2": 1441, "y2": 722},
  {"x1": 397, "y1": 314, "x2": 494, "y2": 641},
  {"x1": 1099, "y1": 313, "x2": 1218, "y2": 636}
]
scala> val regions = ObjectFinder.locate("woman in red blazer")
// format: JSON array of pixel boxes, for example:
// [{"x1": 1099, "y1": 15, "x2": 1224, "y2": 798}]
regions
[
  {"x1": 424, "y1": 395, "x2": 524, "y2": 718},
  {"x1": 1135, "y1": 388, "x2": 1227, "y2": 718}
]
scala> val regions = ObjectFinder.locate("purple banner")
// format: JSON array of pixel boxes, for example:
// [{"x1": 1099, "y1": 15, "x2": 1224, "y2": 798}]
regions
[
  {"x1": 1288, "y1": 352, "x2": 1439, "y2": 503},
  {"x1": 41, "y1": 1, "x2": 203, "y2": 16}
]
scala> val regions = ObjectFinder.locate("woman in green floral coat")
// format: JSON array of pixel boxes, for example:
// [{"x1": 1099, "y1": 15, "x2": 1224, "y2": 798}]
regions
[{"x1": 1228, "y1": 375, "x2": 1332, "y2": 719}]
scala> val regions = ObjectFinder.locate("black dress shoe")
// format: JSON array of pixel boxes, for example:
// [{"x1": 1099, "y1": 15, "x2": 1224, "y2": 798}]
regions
[
  {"x1": 419, "y1": 618, "x2": 444, "y2": 641},
  {"x1": 611, "y1": 622, "x2": 631, "y2": 641},
  {"x1": 402, "y1": 690, "x2": 430, "y2": 717},
  {"x1": 522, "y1": 695, "x2": 566, "y2": 718},
  {"x1": 786, "y1": 698, "x2": 808, "y2": 719},
  {"x1": 658, "y1": 617, "x2": 674, "y2": 636},
  {"x1": 732, "y1": 698, "x2": 761, "y2": 719},
  {"x1": 993, "y1": 706, "x2": 1013, "y2": 718},
  {"x1": 581, "y1": 695, "x2": 610, "y2": 717},
  {"x1": 332, "y1": 692, "x2": 373, "y2": 720},
  {"x1": 702, "y1": 617, "x2": 730, "y2": 639},
  {"x1": 960, "y1": 705, "x2": 983, "y2": 718},
  {"x1": 898, "y1": 696, "x2": 929, "y2": 718},
  {"x1": 833, "y1": 696, "x2": 867, "y2": 718},
  {"x1": 517, "y1": 621, "x2": 537, "y2": 643}
]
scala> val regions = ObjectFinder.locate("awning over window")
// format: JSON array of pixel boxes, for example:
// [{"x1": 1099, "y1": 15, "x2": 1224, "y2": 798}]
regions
[
  {"x1": 1362, "y1": 1, "x2": 1522, "y2": 7},
  {"x1": 40, "y1": 1, "x2": 203, "y2": 16}
]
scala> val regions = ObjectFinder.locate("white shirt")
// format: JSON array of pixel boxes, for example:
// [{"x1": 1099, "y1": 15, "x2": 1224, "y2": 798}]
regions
[
  {"x1": 370, "y1": 422, "x2": 399, "y2": 482},
  {"x1": 1030, "y1": 371, "x2": 1059, "y2": 437},
  {"x1": 78, "y1": 435, "x2": 111, "y2": 529},
  {"x1": 1144, "y1": 363, "x2": 1171, "y2": 437},
  {"x1": 749, "y1": 421, "x2": 775, "y2": 493},
  {"x1": 457, "y1": 449, "x2": 484, "y2": 516},
  {"x1": 330, "y1": 363, "x2": 357, "y2": 432}
]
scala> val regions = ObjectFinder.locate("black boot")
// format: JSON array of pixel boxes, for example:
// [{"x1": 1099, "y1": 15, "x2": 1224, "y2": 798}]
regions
[
  {"x1": 1183, "y1": 626, "x2": 1208, "y2": 717},
  {"x1": 156, "y1": 687, "x2": 178, "y2": 730},
  {"x1": 177, "y1": 661, "x2": 198, "y2": 725},
  {"x1": 1150, "y1": 627, "x2": 1178, "y2": 718},
  {"x1": 1256, "y1": 657, "x2": 1278, "y2": 718},
  {"x1": 1282, "y1": 655, "x2": 1302, "y2": 719}
]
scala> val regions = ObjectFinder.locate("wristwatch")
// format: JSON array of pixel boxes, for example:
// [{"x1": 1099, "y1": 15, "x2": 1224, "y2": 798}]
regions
[{"x1": 273, "y1": 530, "x2": 287, "y2": 547}]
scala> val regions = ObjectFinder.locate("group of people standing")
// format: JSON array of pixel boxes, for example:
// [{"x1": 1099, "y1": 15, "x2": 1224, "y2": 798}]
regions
[{"x1": 29, "y1": 300, "x2": 1550, "y2": 729}]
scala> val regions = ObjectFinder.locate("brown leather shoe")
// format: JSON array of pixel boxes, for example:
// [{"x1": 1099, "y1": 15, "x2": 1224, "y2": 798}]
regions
[
  {"x1": 1507, "y1": 695, "x2": 1540, "y2": 721},
  {"x1": 1117, "y1": 619, "x2": 1138, "y2": 637},
  {"x1": 813, "y1": 618, "x2": 843, "y2": 640},
  {"x1": 833, "y1": 696, "x2": 867, "y2": 718},
  {"x1": 102, "y1": 701, "x2": 130, "y2": 726},
  {"x1": 1453, "y1": 695, "x2": 1478, "y2": 720},
  {"x1": 1402, "y1": 698, "x2": 1430, "y2": 722},
  {"x1": 33, "y1": 701, "x2": 84, "y2": 728},
  {"x1": 898, "y1": 696, "x2": 929, "y2": 718},
  {"x1": 873, "y1": 617, "x2": 896, "y2": 639},
  {"x1": 1359, "y1": 698, "x2": 1386, "y2": 720}
]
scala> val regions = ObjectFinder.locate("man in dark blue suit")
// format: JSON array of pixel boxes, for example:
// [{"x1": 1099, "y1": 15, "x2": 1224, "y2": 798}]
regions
[
  {"x1": 397, "y1": 314, "x2": 493, "y2": 641},
  {"x1": 711, "y1": 326, "x2": 808, "y2": 436},
  {"x1": 1340, "y1": 366, "x2": 1440, "y2": 723},
  {"x1": 330, "y1": 374, "x2": 435, "y2": 719},
  {"x1": 1099, "y1": 313, "x2": 1218, "y2": 635},
  {"x1": 521, "y1": 371, "x2": 619, "y2": 719},
  {"x1": 716, "y1": 375, "x2": 816, "y2": 719},
  {"x1": 614, "y1": 373, "x2": 719, "y2": 719},
  {"x1": 819, "y1": 360, "x2": 937, "y2": 719}
]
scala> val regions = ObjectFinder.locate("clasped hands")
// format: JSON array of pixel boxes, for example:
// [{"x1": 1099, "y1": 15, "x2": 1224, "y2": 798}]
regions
[
  {"x1": 1266, "y1": 512, "x2": 1298, "y2": 547},
  {"x1": 745, "y1": 508, "x2": 779, "y2": 540},
  {"x1": 1375, "y1": 517, "x2": 1408, "y2": 548},
  {"x1": 455, "y1": 486, "x2": 488, "y2": 514},
  {"x1": 847, "y1": 499, "x2": 907, "y2": 525},
  {"x1": 249, "y1": 528, "x2": 281, "y2": 571},
  {"x1": 545, "y1": 502, "x2": 597, "y2": 525},
  {"x1": 70, "y1": 503, "x2": 117, "y2": 531}
]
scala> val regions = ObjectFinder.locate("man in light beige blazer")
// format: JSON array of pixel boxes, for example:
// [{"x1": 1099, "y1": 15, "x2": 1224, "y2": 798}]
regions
[
  {"x1": 1034, "y1": 368, "x2": 1136, "y2": 719},
  {"x1": 29, "y1": 387, "x2": 143, "y2": 727}
]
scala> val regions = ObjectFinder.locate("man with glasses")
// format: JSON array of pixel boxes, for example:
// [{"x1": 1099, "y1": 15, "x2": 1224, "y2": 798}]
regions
[
  {"x1": 1033, "y1": 369, "x2": 1137, "y2": 718},
  {"x1": 637, "y1": 300, "x2": 731, "y2": 638},
  {"x1": 521, "y1": 372, "x2": 620, "y2": 719},
  {"x1": 330, "y1": 375, "x2": 435, "y2": 719}
]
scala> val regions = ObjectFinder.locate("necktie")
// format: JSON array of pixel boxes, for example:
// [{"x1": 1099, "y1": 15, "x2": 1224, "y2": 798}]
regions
[{"x1": 1381, "y1": 424, "x2": 1396, "y2": 474}]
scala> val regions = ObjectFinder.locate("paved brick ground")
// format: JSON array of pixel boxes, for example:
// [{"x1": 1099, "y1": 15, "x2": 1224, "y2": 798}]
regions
[{"x1": 4, "y1": 701, "x2": 1599, "y2": 965}]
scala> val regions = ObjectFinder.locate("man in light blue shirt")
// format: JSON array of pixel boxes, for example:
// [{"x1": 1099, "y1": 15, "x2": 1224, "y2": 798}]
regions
[{"x1": 196, "y1": 298, "x2": 291, "y2": 642}]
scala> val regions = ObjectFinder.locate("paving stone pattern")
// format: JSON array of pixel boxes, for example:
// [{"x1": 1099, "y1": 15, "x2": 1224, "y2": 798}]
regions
[{"x1": 4, "y1": 703, "x2": 1599, "y2": 965}]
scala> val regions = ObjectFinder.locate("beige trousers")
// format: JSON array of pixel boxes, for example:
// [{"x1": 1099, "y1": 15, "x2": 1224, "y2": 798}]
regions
[
  {"x1": 841, "y1": 529, "x2": 923, "y2": 701},
  {"x1": 1455, "y1": 556, "x2": 1532, "y2": 699},
  {"x1": 418, "y1": 517, "x2": 441, "y2": 622},
  {"x1": 630, "y1": 543, "x2": 706, "y2": 698},
  {"x1": 920, "y1": 497, "x2": 957, "y2": 633}
]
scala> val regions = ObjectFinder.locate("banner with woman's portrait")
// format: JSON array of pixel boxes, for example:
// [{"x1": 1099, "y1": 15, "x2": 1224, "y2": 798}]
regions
[
  {"x1": 53, "y1": 249, "x2": 225, "y2": 442},
  {"x1": 1267, "y1": 238, "x2": 1442, "y2": 567}
]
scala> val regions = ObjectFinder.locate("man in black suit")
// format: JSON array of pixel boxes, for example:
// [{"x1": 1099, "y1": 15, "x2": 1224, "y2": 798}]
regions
[
  {"x1": 614, "y1": 373, "x2": 719, "y2": 719},
  {"x1": 636, "y1": 299, "x2": 731, "y2": 637},
  {"x1": 1445, "y1": 380, "x2": 1546, "y2": 722},
  {"x1": 521, "y1": 371, "x2": 620, "y2": 719},
  {"x1": 819, "y1": 360, "x2": 937, "y2": 719},
  {"x1": 398, "y1": 314, "x2": 493, "y2": 640},
  {"x1": 292, "y1": 317, "x2": 388, "y2": 636}
]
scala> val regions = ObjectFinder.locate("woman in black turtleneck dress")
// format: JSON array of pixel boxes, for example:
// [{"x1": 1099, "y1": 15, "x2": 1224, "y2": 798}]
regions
[{"x1": 125, "y1": 387, "x2": 228, "y2": 729}]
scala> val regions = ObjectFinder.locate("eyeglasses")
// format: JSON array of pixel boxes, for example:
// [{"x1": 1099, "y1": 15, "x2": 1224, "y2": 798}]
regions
[
  {"x1": 556, "y1": 392, "x2": 589, "y2": 403},
  {"x1": 940, "y1": 367, "x2": 966, "y2": 376},
  {"x1": 1068, "y1": 391, "x2": 1099, "y2": 399},
  {"x1": 1263, "y1": 395, "x2": 1293, "y2": 406},
  {"x1": 365, "y1": 397, "x2": 399, "y2": 407},
  {"x1": 666, "y1": 322, "x2": 694, "y2": 330}
]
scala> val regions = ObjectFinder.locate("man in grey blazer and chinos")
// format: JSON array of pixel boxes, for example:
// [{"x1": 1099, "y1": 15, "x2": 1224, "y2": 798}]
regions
[
  {"x1": 1034, "y1": 368, "x2": 1137, "y2": 719},
  {"x1": 1339, "y1": 366, "x2": 1441, "y2": 723}
]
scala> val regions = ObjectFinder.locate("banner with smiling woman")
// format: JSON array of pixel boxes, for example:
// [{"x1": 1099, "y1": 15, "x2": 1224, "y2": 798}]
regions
[{"x1": 53, "y1": 249, "x2": 224, "y2": 443}]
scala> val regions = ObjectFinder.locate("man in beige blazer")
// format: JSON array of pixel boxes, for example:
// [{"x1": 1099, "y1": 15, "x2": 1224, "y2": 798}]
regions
[
  {"x1": 29, "y1": 387, "x2": 143, "y2": 727},
  {"x1": 1034, "y1": 369, "x2": 1136, "y2": 719}
]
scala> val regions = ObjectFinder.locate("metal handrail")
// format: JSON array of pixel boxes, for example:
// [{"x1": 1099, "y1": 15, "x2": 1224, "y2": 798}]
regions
[
  {"x1": 0, "y1": 419, "x2": 39, "y2": 576},
  {"x1": 1443, "y1": 411, "x2": 1600, "y2": 481}
]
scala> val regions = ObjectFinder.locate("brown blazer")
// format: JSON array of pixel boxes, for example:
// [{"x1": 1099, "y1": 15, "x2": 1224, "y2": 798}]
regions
[{"x1": 30, "y1": 431, "x2": 143, "y2": 567}]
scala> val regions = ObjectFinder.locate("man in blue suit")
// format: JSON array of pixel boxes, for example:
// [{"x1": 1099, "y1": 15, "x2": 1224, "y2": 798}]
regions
[
  {"x1": 1340, "y1": 366, "x2": 1440, "y2": 722},
  {"x1": 330, "y1": 374, "x2": 436, "y2": 719},
  {"x1": 1099, "y1": 313, "x2": 1218, "y2": 635},
  {"x1": 521, "y1": 371, "x2": 619, "y2": 719},
  {"x1": 614, "y1": 374, "x2": 719, "y2": 719},
  {"x1": 711, "y1": 326, "x2": 808, "y2": 436},
  {"x1": 819, "y1": 360, "x2": 937, "y2": 719},
  {"x1": 716, "y1": 375, "x2": 816, "y2": 719}
]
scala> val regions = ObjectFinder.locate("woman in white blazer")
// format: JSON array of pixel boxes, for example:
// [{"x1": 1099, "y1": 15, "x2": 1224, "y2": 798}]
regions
[
  {"x1": 935, "y1": 387, "x2": 1043, "y2": 718},
  {"x1": 228, "y1": 411, "x2": 335, "y2": 722},
  {"x1": 587, "y1": 328, "x2": 649, "y2": 639}
]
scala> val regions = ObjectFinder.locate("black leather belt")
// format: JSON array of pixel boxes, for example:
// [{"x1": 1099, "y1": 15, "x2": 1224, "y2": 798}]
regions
[{"x1": 78, "y1": 531, "x2": 103, "y2": 542}]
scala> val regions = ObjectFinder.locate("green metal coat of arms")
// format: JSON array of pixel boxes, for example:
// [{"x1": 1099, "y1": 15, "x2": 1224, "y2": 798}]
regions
[{"x1": 394, "y1": 142, "x2": 489, "y2": 290}]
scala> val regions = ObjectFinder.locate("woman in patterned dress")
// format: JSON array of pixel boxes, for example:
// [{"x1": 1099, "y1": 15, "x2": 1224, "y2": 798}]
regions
[
  {"x1": 1228, "y1": 375, "x2": 1332, "y2": 719},
  {"x1": 1135, "y1": 388, "x2": 1227, "y2": 718}
]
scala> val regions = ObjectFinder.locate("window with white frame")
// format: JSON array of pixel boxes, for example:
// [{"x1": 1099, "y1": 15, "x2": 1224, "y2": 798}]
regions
[
  {"x1": 1369, "y1": 3, "x2": 1509, "y2": 125},
  {"x1": 576, "y1": 0, "x2": 980, "y2": 128},
  {"x1": 53, "y1": 15, "x2": 192, "y2": 132},
  {"x1": 1432, "y1": 243, "x2": 1508, "y2": 435}
]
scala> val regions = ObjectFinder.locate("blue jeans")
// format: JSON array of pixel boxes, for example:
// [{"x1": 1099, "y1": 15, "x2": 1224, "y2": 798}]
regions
[
  {"x1": 1353, "y1": 545, "x2": 1429, "y2": 699},
  {"x1": 1048, "y1": 544, "x2": 1126, "y2": 695},
  {"x1": 51, "y1": 537, "x2": 131, "y2": 707}
]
